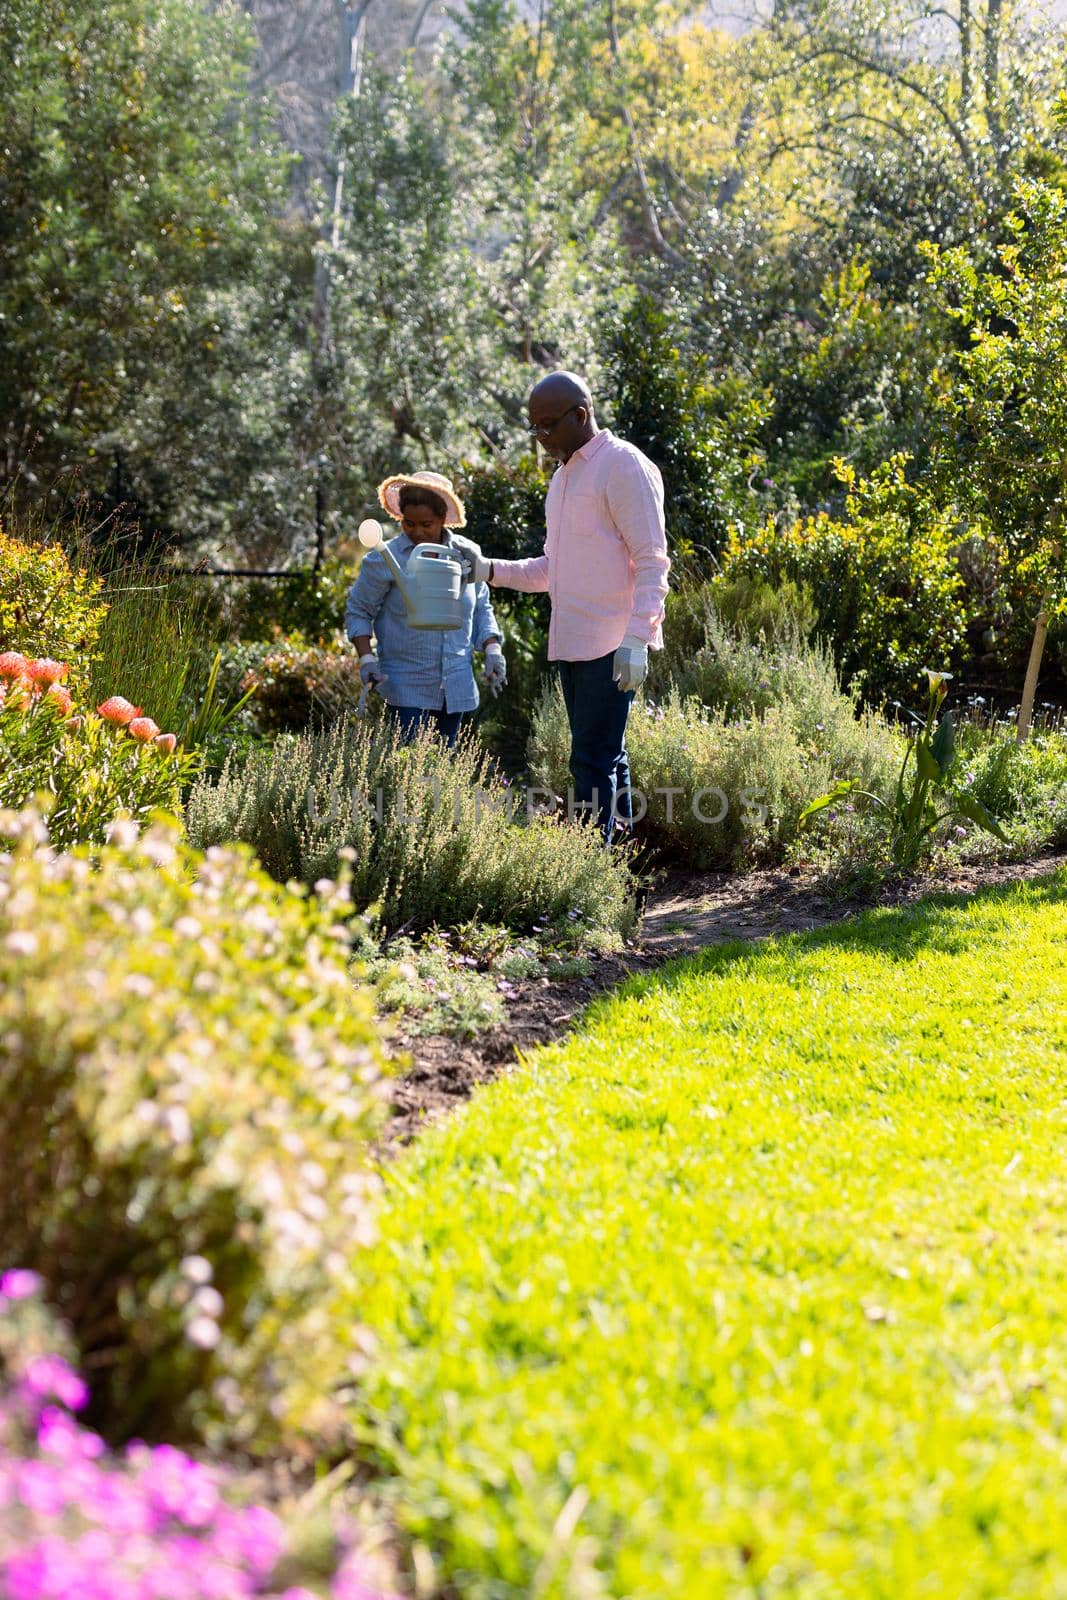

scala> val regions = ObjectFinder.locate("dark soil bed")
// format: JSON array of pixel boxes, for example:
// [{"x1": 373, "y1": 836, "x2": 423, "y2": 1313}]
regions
[{"x1": 380, "y1": 848, "x2": 1067, "y2": 1153}]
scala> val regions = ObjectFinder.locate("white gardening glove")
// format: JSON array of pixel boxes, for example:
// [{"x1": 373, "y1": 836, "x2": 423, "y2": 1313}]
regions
[
  {"x1": 359, "y1": 652, "x2": 386, "y2": 689},
  {"x1": 482, "y1": 641, "x2": 507, "y2": 697},
  {"x1": 455, "y1": 539, "x2": 493, "y2": 583},
  {"x1": 612, "y1": 633, "x2": 648, "y2": 693}
]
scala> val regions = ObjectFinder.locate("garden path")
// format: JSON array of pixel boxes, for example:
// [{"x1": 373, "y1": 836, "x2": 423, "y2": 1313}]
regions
[{"x1": 382, "y1": 847, "x2": 1067, "y2": 1150}]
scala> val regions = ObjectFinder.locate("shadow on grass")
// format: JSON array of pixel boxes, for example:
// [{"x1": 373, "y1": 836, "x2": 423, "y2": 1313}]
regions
[{"x1": 601, "y1": 867, "x2": 1067, "y2": 1013}]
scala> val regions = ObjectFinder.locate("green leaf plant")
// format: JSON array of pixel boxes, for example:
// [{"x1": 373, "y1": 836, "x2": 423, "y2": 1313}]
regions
[{"x1": 801, "y1": 669, "x2": 1006, "y2": 870}]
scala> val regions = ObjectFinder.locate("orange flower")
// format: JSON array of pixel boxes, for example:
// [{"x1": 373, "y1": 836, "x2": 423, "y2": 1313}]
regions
[
  {"x1": 25, "y1": 658, "x2": 69, "y2": 686},
  {"x1": 152, "y1": 732, "x2": 178, "y2": 754},
  {"x1": 44, "y1": 684, "x2": 74, "y2": 717},
  {"x1": 127, "y1": 716, "x2": 160, "y2": 742},
  {"x1": 0, "y1": 652, "x2": 29, "y2": 680},
  {"x1": 97, "y1": 696, "x2": 142, "y2": 725}
]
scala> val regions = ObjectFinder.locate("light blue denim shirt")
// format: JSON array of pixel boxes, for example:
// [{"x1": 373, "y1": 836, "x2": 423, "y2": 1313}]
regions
[{"x1": 344, "y1": 531, "x2": 502, "y2": 713}]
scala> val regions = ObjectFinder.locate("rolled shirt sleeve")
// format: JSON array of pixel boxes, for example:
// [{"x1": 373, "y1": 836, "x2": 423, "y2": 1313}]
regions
[
  {"x1": 345, "y1": 550, "x2": 392, "y2": 639},
  {"x1": 604, "y1": 452, "x2": 670, "y2": 647}
]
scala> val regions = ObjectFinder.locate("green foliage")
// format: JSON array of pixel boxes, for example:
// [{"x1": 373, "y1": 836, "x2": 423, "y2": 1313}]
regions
[
  {"x1": 369, "y1": 934, "x2": 507, "y2": 1040},
  {"x1": 0, "y1": 0, "x2": 303, "y2": 554},
  {"x1": 528, "y1": 657, "x2": 898, "y2": 870},
  {"x1": 87, "y1": 570, "x2": 225, "y2": 741},
  {"x1": 605, "y1": 293, "x2": 770, "y2": 560},
  {"x1": 0, "y1": 527, "x2": 107, "y2": 691},
  {"x1": 755, "y1": 258, "x2": 940, "y2": 502},
  {"x1": 801, "y1": 672, "x2": 1006, "y2": 869},
  {"x1": 0, "y1": 810, "x2": 390, "y2": 1447},
  {"x1": 719, "y1": 457, "x2": 970, "y2": 703},
  {"x1": 923, "y1": 175, "x2": 1067, "y2": 642},
  {"x1": 0, "y1": 671, "x2": 192, "y2": 850},
  {"x1": 239, "y1": 633, "x2": 363, "y2": 735},
  {"x1": 346, "y1": 873, "x2": 1067, "y2": 1598},
  {"x1": 225, "y1": 563, "x2": 357, "y2": 646},
  {"x1": 459, "y1": 461, "x2": 551, "y2": 563},
  {"x1": 186, "y1": 714, "x2": 635, "y2": 939},
  {"x1": 705, "y1": 574, "x2": 817, "y2": 644}
]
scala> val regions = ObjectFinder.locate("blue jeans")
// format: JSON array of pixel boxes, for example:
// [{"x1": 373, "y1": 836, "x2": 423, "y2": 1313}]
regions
[
  {"x1": 557, "y1": 652, "x2": 635, "y2": 842},
  {"x1": 389, "y1": 705, "x2": 464, "y2": 748}
]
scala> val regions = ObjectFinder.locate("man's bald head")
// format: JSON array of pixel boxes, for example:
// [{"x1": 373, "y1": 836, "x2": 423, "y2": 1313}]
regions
[
  {"x1": 527, "y1": 370, "x2": 598, "y2": 463},
  {"x1": 529, "y1": 371, "x2": 593, "y2": 412}
]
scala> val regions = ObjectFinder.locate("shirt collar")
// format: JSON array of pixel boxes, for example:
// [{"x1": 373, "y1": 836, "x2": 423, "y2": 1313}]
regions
[{"x1": 567, "y1": 428, "x2": 612, "y2": 466}]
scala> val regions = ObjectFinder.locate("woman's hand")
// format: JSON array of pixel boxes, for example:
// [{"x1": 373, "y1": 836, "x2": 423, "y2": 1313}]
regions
[
  {"x1": 482, "y1": 641, "x2": 507, "y2": 697},
  {"x1": 359, "y1": 651, "x2": 387, "y2": 689}
]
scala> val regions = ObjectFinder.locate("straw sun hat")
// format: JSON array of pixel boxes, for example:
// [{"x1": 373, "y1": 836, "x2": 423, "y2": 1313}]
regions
[{"x1": 376, "y1": 470, "x2": 466, "y2": 529}]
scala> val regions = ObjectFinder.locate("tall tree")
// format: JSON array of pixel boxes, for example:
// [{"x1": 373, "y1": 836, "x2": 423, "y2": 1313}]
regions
[{"x1": 0, "y1": 0, "x2": 305, "y2": 558}]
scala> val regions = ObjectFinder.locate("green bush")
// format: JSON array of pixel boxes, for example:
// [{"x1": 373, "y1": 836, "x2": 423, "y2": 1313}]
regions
[
  {"x1": 458, "y1": 459, "x2": 551, "y2": 562},
  {"x1": 0, "y1": 527, "x2": 107, "y2": 693},
  {"x1": 529, "y1": 669, "x2": 899, "y2": 870},
  {"x1": 718, "y1": 456, "x2": 969, "y2": 704},
  {"x1": 240, "y1": 632, "x2": 364, "y2": 734},
  {"x1": 0, "y1": 810, "x2": 390, "y2": 1448},
  {"x1": 0, "y1": 656, "x2": 193, "y2": 849},
  {"x1": 604, "y1": 293, "x2": 771, "y2": 562},
  {"x1": 186, "y1": 714, "x2": 636, "y2": 938},
  {"x1": 224, "y1": 562, "x2": 357, "y2": 645},
  {"x1": 956, "y1": 727, "x2": 1067, "y2": 854}
]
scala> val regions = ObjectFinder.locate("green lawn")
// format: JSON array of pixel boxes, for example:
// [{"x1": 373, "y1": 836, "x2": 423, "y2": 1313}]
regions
[{"x1": 346, "y1": 872, "x2": 1067, "y2": 1599}]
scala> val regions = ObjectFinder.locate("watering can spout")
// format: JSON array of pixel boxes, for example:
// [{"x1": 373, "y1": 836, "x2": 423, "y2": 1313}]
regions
[{"x1": 357, "y1": 518, "x2": 413, "y2": 608}]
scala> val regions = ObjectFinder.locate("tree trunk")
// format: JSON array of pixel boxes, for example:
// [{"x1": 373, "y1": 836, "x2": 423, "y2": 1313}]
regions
[
  {"x1": 959, "y1": 0, "x2": 972, "y2": 119},
  {"x1": 1016, "y1": 594, "x2": 1050, "y2": 743}
]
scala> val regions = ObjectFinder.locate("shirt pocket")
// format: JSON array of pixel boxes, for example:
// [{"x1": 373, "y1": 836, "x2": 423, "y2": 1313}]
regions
[{"x1": 563, "y1": 492, "x2": 602, "y2": 537}]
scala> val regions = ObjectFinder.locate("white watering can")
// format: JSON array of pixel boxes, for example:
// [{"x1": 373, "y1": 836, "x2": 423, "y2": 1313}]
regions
[{"x1": 357, "y1": 518, "x2": 467, "y2": 631}]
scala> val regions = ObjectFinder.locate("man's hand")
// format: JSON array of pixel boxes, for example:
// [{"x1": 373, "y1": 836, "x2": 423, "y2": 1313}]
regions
[
  {"x1": 482, "y1": 641, "x2": 507, "y2": 697},
  {"x1": 612, "y1": 634, "x2": 648, "y2": 693},
  {"x1": 359, "y1": 652, "x2": 386, "y2": 689},
  {"x1": 456, "y1": 539, "x2": 493, "y2": 583}
]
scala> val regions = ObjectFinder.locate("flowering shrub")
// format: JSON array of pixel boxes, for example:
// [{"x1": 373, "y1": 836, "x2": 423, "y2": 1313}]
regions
[
  {"x1": 0, "y1": 1271, "x2": 400, "y2": 1599},
  {"x1": 0, "y1": 811, "x2": 391, "y2": 1447},
  {"x1": 241, "y1": 634, "x2": 362, "y2": 734},
  {"x1": 0, "y1": 530, "x2": 107, "y2": 694},
  {"x1": 0, "y1": 655, "x2": 192, "y2": 850}
]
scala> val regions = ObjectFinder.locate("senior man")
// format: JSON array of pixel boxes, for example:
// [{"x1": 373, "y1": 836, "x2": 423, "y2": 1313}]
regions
[{"x1": 470, "y1": 371, "x2": 670, "y2": 839}]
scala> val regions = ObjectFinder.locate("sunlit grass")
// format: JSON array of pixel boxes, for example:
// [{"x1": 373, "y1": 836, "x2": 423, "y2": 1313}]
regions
[{"x1": 346, "y1": 872, "x2": 1067, "y2": 1598}]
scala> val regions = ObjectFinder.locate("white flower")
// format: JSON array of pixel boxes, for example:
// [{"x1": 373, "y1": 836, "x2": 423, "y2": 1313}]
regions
[
  {"x1": 173, "y1": 916, "x2": 201, "y2": 940},
  {"x1": 180, "y1": 1255, "x2": 213, "y2": 1284},
  {"x1": 192, "y1": 1285, "x2": 224, "y2": 1318},
  {"x1": 923, "y1": 668, "x2": 953, "y2": 690},
  {"x1": 105, "y1": 818, "x2": 140, "y2": 850},
  {"x1": 186, "y1": 1316, "x2": 221, "y2": 1350},
  {"x1": 4, "y1": 930, "x2": 38, "y2": 957}
]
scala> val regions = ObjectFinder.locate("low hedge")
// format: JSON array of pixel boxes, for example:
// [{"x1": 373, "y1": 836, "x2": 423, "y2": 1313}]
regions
[{"x1": 186, "y1": 714, "x2": 636, "y2": 939}]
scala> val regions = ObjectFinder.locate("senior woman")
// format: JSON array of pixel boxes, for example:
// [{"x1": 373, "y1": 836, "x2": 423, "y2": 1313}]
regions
[{"x1": 345, "y1": 470, "x2": 505, "y2": 747}]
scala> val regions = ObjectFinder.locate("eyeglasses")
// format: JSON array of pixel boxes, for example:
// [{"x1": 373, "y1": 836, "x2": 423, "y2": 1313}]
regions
[{"x1": 526, "y1": 404, "x2": 581, "y2": 437}]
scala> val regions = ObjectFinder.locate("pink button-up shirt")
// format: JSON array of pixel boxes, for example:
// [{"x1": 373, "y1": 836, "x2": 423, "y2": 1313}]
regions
[{"x1": 490, "y1": 430, "x2": 670, "y2": 662}]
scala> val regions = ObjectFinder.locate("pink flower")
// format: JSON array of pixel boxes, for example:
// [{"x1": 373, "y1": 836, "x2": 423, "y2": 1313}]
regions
[
  {"x1": 127, "y1": 716, "x2": 161, "y2": 743},
  {"x1": 97, "y1": 696, "x2": 142, "y2": 725},
  {"x1": 152, "y1": 732, "x2": 177, "y2": 754},
  {"x1": 0, "y1": 651, "x2": 29, "y2": 679},
  {"x1": 25, "y1": 658, "x2": 69, "y2": 686},
  {"x1": 0, "y1": 1268, "x2": 42, "y2": 1300},
  {"x1": 44, "y1": 684, "x2": 74, "y2": 717},
  {"x1": 21, "y1": 1355, "x2": 89, "y2": 1412}
]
